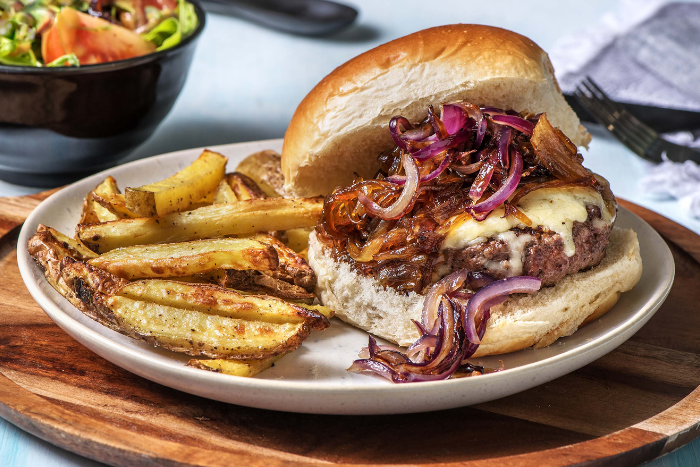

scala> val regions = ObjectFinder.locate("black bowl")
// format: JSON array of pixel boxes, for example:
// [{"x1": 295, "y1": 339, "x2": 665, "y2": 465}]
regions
[{"x1": 0, "y1": 2, "x2": 206, "y2": 187}]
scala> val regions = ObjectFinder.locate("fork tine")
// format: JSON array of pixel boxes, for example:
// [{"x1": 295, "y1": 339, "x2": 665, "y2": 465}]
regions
[
  {"x1": 579, "y1": 81, "x2": 654, "y2": 145},
  {"x1": 574, "y1": 88, "x2": 650, "y2": 157},
  {"x1": 581, "y1": 78, "x2": 658, "y2": 143}
]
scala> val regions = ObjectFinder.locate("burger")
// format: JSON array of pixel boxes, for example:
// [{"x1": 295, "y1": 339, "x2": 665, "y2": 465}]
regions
[{"x1": 281, "y1": 25, "x2": 643, "y2": 382}]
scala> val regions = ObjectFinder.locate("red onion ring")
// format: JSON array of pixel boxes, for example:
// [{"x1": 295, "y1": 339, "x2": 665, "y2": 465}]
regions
[
  {"x1": 389, "y1": 116, "x2": 413, "y2": 150},
  {"x1": 481, "y1": 106, "x2": 505, "y2": 115},
  {"x1": 359, "y1": 152, "x2": 419, "y2": 220},
  {"x1": 453, "y1": 160, "x2": 483, "y2": 175},
  {"x1": 497, "y1": 127, "x2": 512, "y2": 168},
  {"x1": 468, "y1": 153, "x2": 497, "y2": 201},
  {"x1": 463, "y1": 276, "x2": 542, "y2": 344},
  {"x1": 489, "y1": 114, "x2": 535, "y2": 136},
  {"x1": 411, "y1": 128, "x2": 470, "y2": 161},
  {"x1": 421, "y1": 269, "x2": 470, "y2": 330},
  {"x1": 469, "y1": 146, "x2": 523, "y2": 213},
  {"x1": 385, "y1": 153, "x2": 451, "y2": 185},
  {"x1": 441, "y1": 103, "x2": 469, "y2": 135}
]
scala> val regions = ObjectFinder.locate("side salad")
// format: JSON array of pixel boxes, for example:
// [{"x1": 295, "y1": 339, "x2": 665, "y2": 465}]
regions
[{"x1": 0, "y1": 0, "x2": 197, "y2": 66}]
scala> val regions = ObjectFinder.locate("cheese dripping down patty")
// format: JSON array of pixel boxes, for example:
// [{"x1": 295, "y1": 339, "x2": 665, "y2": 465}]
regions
[{"x1": 441, "y1": 187, "x2": 614, "y2": 257}]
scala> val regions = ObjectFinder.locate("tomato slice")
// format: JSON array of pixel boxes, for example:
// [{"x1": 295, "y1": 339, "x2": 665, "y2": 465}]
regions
[
  {"x1": 41, "y1": 25, "x2": 66, "y2": 63},
  {"x1": 43, "y1": 8, "x2": 156, "y2": 65}
]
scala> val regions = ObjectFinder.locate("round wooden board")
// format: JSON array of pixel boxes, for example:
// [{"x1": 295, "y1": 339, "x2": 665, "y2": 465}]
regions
[{"x1": 1, "y1": 193, "x2": 699, "y2": 467}]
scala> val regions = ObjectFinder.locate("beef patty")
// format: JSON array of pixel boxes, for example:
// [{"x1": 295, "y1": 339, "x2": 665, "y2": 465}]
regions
[{"x1": 441, "y1": 205, "x2": 612, "y2": 286}]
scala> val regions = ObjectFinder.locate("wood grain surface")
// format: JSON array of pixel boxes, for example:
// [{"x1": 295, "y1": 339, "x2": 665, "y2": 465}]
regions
[{"x1": 0, "y1": 192, "x2": 699, "y2": 467}]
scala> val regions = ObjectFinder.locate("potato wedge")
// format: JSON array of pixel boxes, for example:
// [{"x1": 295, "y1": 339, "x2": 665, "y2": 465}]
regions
[
  {"x1": 117, "y1": 279, "x2": 328, "y2": 327},
  {"x1": 235, "y1": 150, "x2": 284, "y2": 197},
  {"x1": 125, "y1": 150, "x2": 227, "y2": 217},
  {"x1": 93, "y1": 293, "x2": 313, "y2": 359},
  {"x1": 299, "y1": 304, "x2": 335, "y2": 319},
  {"x1": 78, "y1": 198, "x2": 324, "y2": 253},
  {"x1": 29, "y1": 225, "x2": 97, "y2": 265},
  {"x1": 226, "y1": 173, "x2": 267, "y2": 201},
  {"x1": 213, "y1": 179, "x2": 238, "y2": 204},
  {"x1": 91, "y1": 192, "x2": 141, "y2": 219},
  {"x1": 88, "y1": 238, "x2": 278, "y2": 279},
  {"x1": 202, "y1": 269, "x2": 315, "y2": 303},
  {"x1": 80, "y1": 177, "x2": 122, "y2": 224},
  {"x1": 285, "y1": 227, "x2": 313, "y2": 253},
  {"x1": 188, "y1": 354, "x2": 286, "y2": 377}
]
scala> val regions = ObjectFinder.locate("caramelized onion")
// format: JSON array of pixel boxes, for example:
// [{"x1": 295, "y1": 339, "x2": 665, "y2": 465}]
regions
[
  {"x1": 470, "y1": 147, "x2": 523, "y2": 214},
  {"x1": 496, "y1": 127, "x2": 512, "y2": 168},
  {"x1": 386, "y1": 153, "x2": 451, "y2": 185},
  {"x1": 468, "y1": 153, "x2": 497, "y2": 201},
  {"x1": 359, "y1": 152, "x2": 419, "y2": 220},
  {"x1": 489, "y1": 114, "x2": 534, "y2": 135},
  {"x1": 412, "y1": 128, "x2": 471, "y2": 161},
  {"x1": 389, "y1": 116, "x2": 413, "y2": 150},
  {"x1": 453, "y1": 160, "x2": 483, "y2": 175},
  {"x1": 531, "y1": 114, "x2": 591, "y2": 181}
]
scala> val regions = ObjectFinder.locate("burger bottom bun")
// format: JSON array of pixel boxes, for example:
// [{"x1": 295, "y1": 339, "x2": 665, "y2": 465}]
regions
[{"x1": 308, "y1": 228, "x2": 643, "y2": 357}]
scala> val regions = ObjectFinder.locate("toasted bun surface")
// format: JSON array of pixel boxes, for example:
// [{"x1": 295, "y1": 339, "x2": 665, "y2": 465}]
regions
[
  {"x1": 308, "y1": 228, "x2": 642, "y2": 356},
  {"x1": 282, "y1": 24, "x2": 590, "y2": 197}
]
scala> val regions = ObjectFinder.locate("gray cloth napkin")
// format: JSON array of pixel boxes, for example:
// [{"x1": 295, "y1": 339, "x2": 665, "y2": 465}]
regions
[{"x1": 550, "y1": 1, "x2": 700, "y2": 218}]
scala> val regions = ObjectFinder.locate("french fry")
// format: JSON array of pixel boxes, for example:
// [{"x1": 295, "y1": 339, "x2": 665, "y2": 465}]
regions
[
  {"x1": 93, "y1": 293, "x2": 313, "y2": 359},
  {"x1": 226, "y1": 173, "x2": 267, "y2": 201},
  {"x1": 117, "y1": 279, "x2": 328, "y2": 327},
  {"x1": 125, "y1": 150, "x2": 227, "y2": 217},
  {"x1": 299, "y1": 304, "x2": 335, "y2": 319},
  {"x1": 213, "y1": 179, "x2": 238, "y2": 204},
  {"x1": 201, "y1": 269, "x2": 315, "y2": 303},
  {"x1": 187, "y1": 354, "x2": 286, "y2": 377},
  {"x1": 285, "y1": 228, "x2": 313, "y2": 253},
  {"x1": 91, "y1": 192, "x2": 140, "y2": 219},
  {"x1": 235, "y1": 150, "x2": 284, "y2": 197},
  {"x1": 78, "y1": 197, "x2": 325, "y2": 253},
  {"x1": 88, "y1": 238, "x2": 278, "y2": 279},
  {"x1": 79, "y1": 177, "x2": 122, "y2": 224}
]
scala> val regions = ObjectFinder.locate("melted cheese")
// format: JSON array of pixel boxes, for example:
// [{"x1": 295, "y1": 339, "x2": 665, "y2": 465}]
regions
[{"x1": 441, "y1": 187, "x2": 613, "y2": 257}]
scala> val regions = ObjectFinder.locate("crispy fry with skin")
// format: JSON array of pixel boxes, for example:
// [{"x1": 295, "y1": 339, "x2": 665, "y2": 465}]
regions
[
  {"x1": 88, "y1": 238, "x2": 278, "y2": 280},
  {"x1": 92, "y1": 293, "x2": 314, "y2": 359},
  {"x1": 235, "y1": 150, "x2": 284, "y2": 197},
  {"x1": 125, "y1": 150, "x2": 227, "y2": 217},
  {"x1": 226, "y1": 173, "x2": 267, "y2": 201},
  {"x1": 77, "y1": 197, "x2": 325, "y2": 253},
  {"x1": 213, "y1": 179, "x2": 238, "y2": 204},
  {"x1": 187, "y1": 354, "x2": 287, "y2": 377},
  {"x1": 117, "y1": 279, "x2": 328, "y2": 327},
  {"x1": 91, "y1": 192, "x2": 140, "y2": 219},
  {"x1": 79, "y1": 177, "x2": 122, "y2": 224},
  {"x1": 201, "y1": 269, "x2": 316, "y2": 303}
]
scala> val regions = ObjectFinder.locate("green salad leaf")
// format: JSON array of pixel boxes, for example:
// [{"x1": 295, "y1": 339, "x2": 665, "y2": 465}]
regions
[
  {"x1": 46, "y1": 52, "x2": 79, "y2": 66},
  {"x1": 143, "y1": 16, "x2": 179, "y2": 50},
  {"x1": 142, "y1": 0, "x2": 197, "y2": 51}
]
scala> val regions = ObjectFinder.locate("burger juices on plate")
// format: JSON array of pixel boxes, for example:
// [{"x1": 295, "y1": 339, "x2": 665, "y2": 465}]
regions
[{"x1": 282, "y1": 25, "x2": 643, "y2": 382}]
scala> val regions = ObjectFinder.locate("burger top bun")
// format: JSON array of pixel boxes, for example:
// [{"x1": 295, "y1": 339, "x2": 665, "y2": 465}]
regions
[{"x1": 281, "y1": 24, "x2": 591, "y2": 197}]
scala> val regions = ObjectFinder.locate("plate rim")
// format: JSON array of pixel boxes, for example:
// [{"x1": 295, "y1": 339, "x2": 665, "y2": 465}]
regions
[{"x1": 16, "y1": 140, "x2": 675, "y2": 405}]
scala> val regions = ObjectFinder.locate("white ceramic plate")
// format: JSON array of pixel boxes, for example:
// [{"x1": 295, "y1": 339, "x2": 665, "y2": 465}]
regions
[{"x1": 18, "y1": 140, "x2": 675, "y2": 415}]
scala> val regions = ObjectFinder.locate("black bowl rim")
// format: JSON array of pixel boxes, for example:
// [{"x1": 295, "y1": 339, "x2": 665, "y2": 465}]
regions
[{"x1": 0, "y1": 0, "x2": 206, "y2": 75}]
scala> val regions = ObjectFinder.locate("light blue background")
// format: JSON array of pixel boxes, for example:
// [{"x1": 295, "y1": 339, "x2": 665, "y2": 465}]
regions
[{"x1": 1, "y1": 1, "x2": 699, "y2": 465}]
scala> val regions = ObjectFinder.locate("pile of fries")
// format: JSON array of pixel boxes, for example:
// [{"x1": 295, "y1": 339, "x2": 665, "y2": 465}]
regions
[{"x1": 28, "y1": 150, "x2": 333, "y2": 378}]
